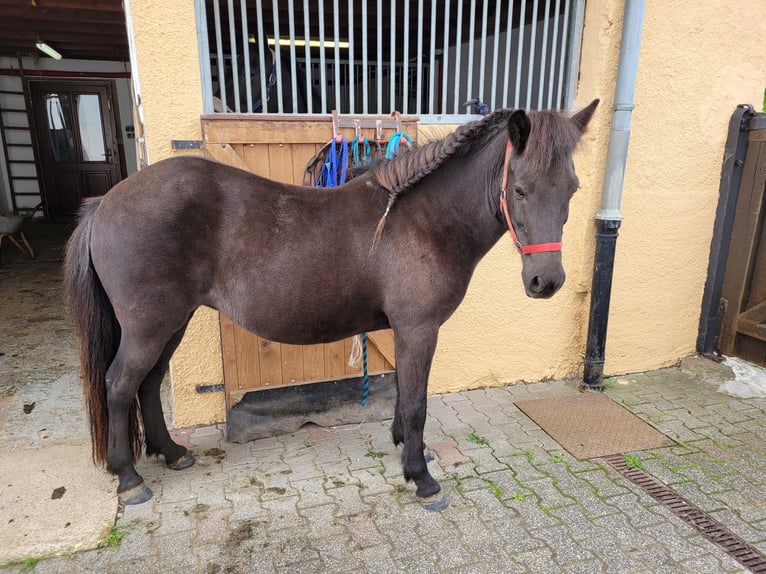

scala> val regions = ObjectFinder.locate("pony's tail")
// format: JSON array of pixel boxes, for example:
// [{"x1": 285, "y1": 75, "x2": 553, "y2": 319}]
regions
[{"x1": 63, "y1": 198, "x2": 143, "y2": 467}]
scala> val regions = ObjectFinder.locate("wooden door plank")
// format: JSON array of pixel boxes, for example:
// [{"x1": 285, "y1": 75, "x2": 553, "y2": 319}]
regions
[
  {"x1": 324, "y1": 340, "x2": 347, "y2": 379},
  {"x1": 367, "y1": 330, "x2": 396, "y2": 368},
  {"x1": 257, "y1": 337, "x2": 283, "y2": 388},
  {"x1": 243, "y1": 143, "x2": 271, "y2": 176},
  {"x1": 234, "y1": 325, "x2": 261, "y2": 390},
  {"x1": 267, "y1": 143, "x2": 295, "y2": 182},
  {"x1": 205, "y1": 142, "x2": 249, "y2": 170},
  {"x1": 365, "y1": 342, "x2": 386, "y2": 372},
  {"x1": 281, "y1": 344, "x2": 305, "y2": 385},
  {"x1": 302, "y1": 344, "x2": 325, "y2": 381},
  {"x1": 219, "y1": 314, "x2": 239, "y2": 404}
]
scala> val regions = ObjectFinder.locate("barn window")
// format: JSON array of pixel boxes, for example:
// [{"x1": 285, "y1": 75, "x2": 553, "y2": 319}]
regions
[{"x1": 194, "y1": 0, "x2": 585, "y2": 122}]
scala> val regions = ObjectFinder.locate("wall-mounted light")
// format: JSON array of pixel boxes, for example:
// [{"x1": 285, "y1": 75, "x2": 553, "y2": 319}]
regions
[
  {"x1": 35, "y1": 41, "x2": 62, "y2": 60},
  {"x1": 248, "y1": 34, "x2": 349, "y2": 49}
]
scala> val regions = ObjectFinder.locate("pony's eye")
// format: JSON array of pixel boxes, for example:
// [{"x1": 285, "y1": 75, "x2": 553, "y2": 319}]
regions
[{"x1": 514, "y1": 186, "x2": 526, "y2": 200}]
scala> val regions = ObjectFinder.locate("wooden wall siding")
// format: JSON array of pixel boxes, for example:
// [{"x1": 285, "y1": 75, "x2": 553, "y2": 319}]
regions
[{"x1": 202, "y1": 115, "x2": 417, "y2": 406}]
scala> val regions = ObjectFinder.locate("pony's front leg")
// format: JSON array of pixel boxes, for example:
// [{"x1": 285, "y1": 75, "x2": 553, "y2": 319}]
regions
[{"x1": 393, "y1": 326, "x2": 440, "y2": 498}]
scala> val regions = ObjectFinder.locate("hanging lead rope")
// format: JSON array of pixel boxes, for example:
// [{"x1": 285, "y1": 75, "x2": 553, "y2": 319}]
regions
[
  {"x1": 385, "y1": 131, "x2": 413, "y2": 159},
  {"x1": 317, "y1": 137, "x2": 348, "y2": 188}
]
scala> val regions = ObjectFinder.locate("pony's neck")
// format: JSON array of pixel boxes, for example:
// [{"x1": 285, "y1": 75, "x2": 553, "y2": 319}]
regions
[{"x1": 410, "y1": 135, "x2": 508, "y2": 254}]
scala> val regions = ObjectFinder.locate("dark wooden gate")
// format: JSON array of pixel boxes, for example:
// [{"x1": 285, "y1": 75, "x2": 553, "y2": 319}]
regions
[{"x1": 718, "y1": 112, "x2": 766, "y2": 365}]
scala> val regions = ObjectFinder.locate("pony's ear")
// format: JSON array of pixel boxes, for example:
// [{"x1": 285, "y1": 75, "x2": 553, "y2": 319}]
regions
[
  {"x1": 507, "y1": 110, "x2": 531, "y2": 155},
  {"x1": 570, "y1": 98, "x2": 600, "y2": 133}
]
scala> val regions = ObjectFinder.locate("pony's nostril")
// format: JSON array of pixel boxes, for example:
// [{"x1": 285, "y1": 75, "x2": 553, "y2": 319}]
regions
[{"x1": 530, "y1": 276, "x2": 544, "y2": 293}]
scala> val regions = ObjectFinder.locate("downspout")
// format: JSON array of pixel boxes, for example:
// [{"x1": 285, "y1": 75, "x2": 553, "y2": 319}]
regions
[
  {"x1": 583, "y1": 0, "x2": 645, "y2": 389},
  {"x1": 123, "y1": 0, "x2": 149, "y2": 168}
]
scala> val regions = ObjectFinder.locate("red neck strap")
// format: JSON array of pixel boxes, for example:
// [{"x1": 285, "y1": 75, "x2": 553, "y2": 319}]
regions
[{"x1": 499, "y1": 140, "x2": 563, "y2": 255}]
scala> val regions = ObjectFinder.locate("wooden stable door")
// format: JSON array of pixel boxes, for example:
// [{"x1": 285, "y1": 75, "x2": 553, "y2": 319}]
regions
[
  {"x1": 202, "y1": 115, "x2": 418, "y2": 407},
  {"x1": 719, "y1": 121, "x2": 766, "y2": 365}
]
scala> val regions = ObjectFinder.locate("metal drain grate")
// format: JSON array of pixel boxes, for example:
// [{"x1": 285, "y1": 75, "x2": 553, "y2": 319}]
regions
[{"x1": 603, "y1": 454, "x2": 766, "y2": 573}]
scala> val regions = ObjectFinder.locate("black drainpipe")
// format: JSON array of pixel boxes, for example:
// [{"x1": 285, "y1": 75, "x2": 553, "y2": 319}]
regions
[{"x1": 583, "y1": 0, "x2": 645, "y2": 389}]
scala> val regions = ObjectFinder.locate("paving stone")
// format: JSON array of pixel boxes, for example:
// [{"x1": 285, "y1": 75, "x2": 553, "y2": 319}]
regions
[
  {"x1": 12, "y1": 331, "x2": 766, "y2": 574},
  {"x1": 312, "y1": 534, "x2": 363, "y2": 571}
]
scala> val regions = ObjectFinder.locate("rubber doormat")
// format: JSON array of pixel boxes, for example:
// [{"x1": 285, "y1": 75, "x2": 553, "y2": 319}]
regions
[{"x1": 515, "y1": 392, "x2": 675, "y2": 459}]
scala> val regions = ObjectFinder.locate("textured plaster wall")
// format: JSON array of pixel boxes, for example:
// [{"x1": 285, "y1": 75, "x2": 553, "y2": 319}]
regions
[
  {"x1": 130, "y1": 0, "x2": 225, "y2": 426},
  {"x1": 595, "y1": 0, "x2": 766, "y2": 375}
]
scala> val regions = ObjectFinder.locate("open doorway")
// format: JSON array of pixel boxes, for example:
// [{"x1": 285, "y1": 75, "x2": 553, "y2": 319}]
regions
[{"x1": 29, "y1": 80, "x2": 125, "y2": 220}]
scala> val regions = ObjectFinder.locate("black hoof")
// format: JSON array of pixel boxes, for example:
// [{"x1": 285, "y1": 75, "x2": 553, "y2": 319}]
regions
[
  {"x1": 415, "y1": 479, "x2": 441, "y2": 499},
  {"x1": 421, "y1": 494, "x2": 450, "y2": 512},
  {"x1": 119, "y1": 482, "x2": 153, "y2": 505},
  {"x1": 166, "y1": 452, "x2": 196, "y2": 471},
  {"x1": 424, "y1": 450, "x2": 434, "y2": 463}
]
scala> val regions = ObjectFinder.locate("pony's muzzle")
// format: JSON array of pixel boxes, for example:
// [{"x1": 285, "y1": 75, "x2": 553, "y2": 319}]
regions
[
  {"x1": 527, "y1": 274, "x2": 564, "y2": 298},
  {"x1": 523, "y1": 259, "x2": 565, "y2": 299}
]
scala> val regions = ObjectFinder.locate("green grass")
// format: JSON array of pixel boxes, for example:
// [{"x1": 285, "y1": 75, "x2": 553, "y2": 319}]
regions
[
  {"x1": 510, "y1": 492, "x2": 526, "y2": 502},
  {"x1": 467, "y1": 433, "x2": 489, "y2": 446},
  {"x1": 20, "y1": 557, "x2": 39, "y2": 571},
  {"x1": 100, "y1": 526, "x2": 125, "y2": 548},
  {"x1": 623, "y1": 454, "x2": 643, "y2": 469},
  {"x1": 365, "y1": 448, "x2": 386, "y2": 460},
  {"x1": 483, "y1": 478, "x2": 503, "y2": 501}
]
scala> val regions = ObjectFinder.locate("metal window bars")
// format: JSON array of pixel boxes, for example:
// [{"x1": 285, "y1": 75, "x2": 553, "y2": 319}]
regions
[{"x1": 196, "y1": 0, "x2": 584, "y2": 122}]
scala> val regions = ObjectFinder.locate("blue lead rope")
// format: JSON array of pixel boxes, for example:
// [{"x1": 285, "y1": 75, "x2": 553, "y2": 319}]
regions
[
  {"x1": 317, "y1": 137, "x2": 348, "y2": 188},
  {"x1": 385, "y1": 131, "x2": 413, "y2": 159},
  {"x1": 351, "y1": 136, "x2": 373, "y2": 166}
]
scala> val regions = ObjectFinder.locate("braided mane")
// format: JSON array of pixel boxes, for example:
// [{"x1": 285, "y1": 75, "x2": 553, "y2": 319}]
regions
[{"x1": 370, "y1": 107, "x2": 583, "y2": 245}]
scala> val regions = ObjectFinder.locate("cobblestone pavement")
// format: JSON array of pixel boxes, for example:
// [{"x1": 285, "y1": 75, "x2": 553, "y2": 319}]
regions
[{"x1": 2, "y1": 224, "x2": 766, "y2": 573}]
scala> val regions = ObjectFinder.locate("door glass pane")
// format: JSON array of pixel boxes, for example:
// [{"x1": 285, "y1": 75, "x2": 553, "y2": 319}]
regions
[
  {"x1": 45, "y1": 93, "x2": 75, "y2": 162},
  {"x1": 75, "y1": 94, "x2": 106, "y2": 162}
]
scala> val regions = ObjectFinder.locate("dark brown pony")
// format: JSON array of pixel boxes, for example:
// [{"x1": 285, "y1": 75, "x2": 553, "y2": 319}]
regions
[{"x1": 64, "y1": 100, "x2": 598, "y2": 505}]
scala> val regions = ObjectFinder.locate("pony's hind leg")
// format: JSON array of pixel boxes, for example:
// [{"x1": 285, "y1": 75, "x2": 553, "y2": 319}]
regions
[
  {"x1": 105, "y1": 332, "x2": 171, "y2": 505},
  {"x1": 139, "y1": 326, "x2": 195, "y2": 471},
  {"x1": 392, "y1": 325, "x2": 441, "y2": 499}
]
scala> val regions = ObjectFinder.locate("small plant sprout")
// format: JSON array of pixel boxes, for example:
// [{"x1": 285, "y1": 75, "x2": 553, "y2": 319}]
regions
[
  {"x1": 100, "y1": 525, "x2": 125, "y2": 548},
  {"x1": 623, "y1": 454, "x2": 643, "y2": 469},
  {"x1": 511, "y1": 492, "x2": 526, "y2": 502},
  {"x1": 467, "y1": 433, "x2": 489, "y2": 446},
  {"x1": 365, "y1": 448, "x2": 386, "y2": 460}
]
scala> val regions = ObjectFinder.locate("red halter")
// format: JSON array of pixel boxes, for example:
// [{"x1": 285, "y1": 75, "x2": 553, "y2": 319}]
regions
[{"x1": 499, "y1": 140, "x2": 563, "y2": 255}]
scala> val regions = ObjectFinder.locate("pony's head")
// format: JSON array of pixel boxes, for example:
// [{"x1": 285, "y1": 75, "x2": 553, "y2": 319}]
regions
[{"x1": 503, "y1": 99, "x2": 599, "y2": 298}]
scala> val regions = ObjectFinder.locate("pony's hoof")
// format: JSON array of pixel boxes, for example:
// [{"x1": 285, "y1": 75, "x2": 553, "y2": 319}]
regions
[
  {"x1": 415, "y1": 479, "x2": 441, "y2": 499},
  {"x1": 421, "y1": 494, "x2": 450, "y2": 512},
  {"x1": 119, "y1": 483, "x2": 153, "y2": 505},
  {"x1": 167, "y1": 452, "x2": 196, "y2": 471}
]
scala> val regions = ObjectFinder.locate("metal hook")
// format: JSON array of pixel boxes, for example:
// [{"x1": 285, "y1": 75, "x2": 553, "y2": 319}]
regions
[{"x1": 331, "y1": 109, "x2": 342, "y2": 143}]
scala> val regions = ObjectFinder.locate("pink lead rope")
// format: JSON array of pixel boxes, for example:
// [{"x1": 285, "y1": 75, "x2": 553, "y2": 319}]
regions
[{"x1": 499, "y1": 140, "x2": 563, "y2": 255}]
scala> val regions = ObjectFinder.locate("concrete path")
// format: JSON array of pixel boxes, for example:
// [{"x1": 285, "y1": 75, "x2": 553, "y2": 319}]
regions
[{"x1": 2, "y1": 223, "x2": 766, "y2": 573}]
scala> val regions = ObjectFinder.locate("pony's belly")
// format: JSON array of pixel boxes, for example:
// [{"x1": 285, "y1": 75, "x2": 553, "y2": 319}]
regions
[{"x1": 221, "y1": 300, "x2": 387, "y2": 346}]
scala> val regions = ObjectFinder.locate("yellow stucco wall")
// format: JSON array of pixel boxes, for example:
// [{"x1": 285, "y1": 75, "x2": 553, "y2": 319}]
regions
[
  {"x1": 129, "y1": 0, "x2": 766, "y2": 427},
  {"x1": 599, "y1": 0, "x2": 766, "y2": 374},
  {"x1": 129, "y1": 0, "x2": 225, "y2": 426}
]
